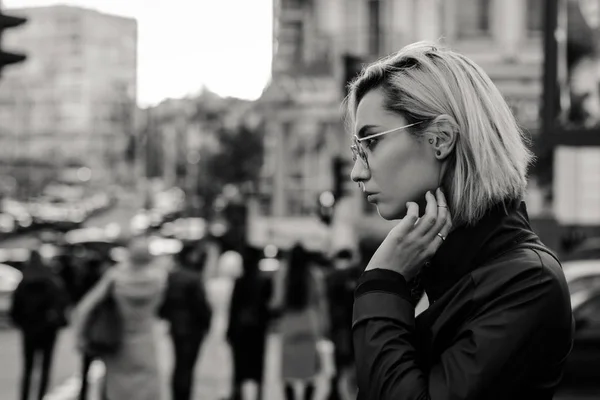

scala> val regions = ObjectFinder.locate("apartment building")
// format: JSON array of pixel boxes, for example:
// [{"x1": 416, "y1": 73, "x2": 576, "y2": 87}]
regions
[
  {"x1": 0, "y1": 5, "x2": 137, "y2": 181},
  {"x1": 253, "y1": 0, "x2": 545, "y2": 250}
]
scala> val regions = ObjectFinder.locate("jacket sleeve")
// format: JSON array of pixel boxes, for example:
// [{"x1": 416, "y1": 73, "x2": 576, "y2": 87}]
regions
[
  {"x1": 9, "y1": 281, "x2": 25, "y2": 327},
  {"x1": 191, "y1": 278, "x2": 212, "y2": 331},
  {"x1": 352, "y1": 265, "x2": 570, "y2": 400},
  {"x1": 71, "y1": 269, "x2": 115, "y2": 351}
]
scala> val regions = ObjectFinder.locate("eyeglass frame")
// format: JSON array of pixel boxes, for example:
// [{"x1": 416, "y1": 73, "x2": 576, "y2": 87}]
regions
[{"x1": 351, "y1": 121, "x2": 424, "y2": 167}]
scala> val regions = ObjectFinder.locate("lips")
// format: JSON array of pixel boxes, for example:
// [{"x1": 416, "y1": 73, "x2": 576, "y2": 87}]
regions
[{"x1": 365, "y1": 192, "x2": 379, "y2": 202}]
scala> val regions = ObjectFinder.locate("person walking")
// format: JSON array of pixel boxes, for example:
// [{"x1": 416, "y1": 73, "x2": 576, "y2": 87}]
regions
[
  {"x1": 74, "y1": 236, "x2": 168, "y2": 400},
  {"x1": 76, "y1": 253, "x2": 112, "y2": 400},
  {"x1": 226, "y1": 246, "x2": 272, "y2": 400},
  {"x1": 159, "y1": 241, "x2": 212, "y2": 400},
  {"x1": 10, "y1": 249, "x2": 69, "y2": 400},
  {"x1": 325, "y1": 249, "x2": 360, "y2": 400},
  {"x1": 275, "y1": 244, "x2": 329, "y2": 400}
]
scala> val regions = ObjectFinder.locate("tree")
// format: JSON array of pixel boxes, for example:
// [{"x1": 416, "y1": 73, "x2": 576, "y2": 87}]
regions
[
  {"x1": 207, "y1": 123, "x2": 264, "y2": 185},
  {"x1": 195, "y1": 122, "x2": 264, "y2": 217}
]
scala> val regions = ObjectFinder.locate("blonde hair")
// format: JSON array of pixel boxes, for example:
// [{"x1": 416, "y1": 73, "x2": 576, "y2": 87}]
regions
[{"x1": 344, "y1": 41, "x2": 535, "y2": 226}]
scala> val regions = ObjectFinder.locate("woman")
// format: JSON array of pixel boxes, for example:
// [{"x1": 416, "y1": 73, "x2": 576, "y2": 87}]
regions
[
  {"x1": 74, "y1": 236, "x2": 168, "y2": 400},
  {"x1": 275, "y1": 244, "x2": 328, "y2": 400},
  {"x1": 10, "y1": 249, "x2": 69, "y2": 400},
  {"x1": 77, "y1": 254, "x2": 112, "y2": 400},
  {"x1": 159, "y1": 242, "x2": 212, "y2": 400},
  {"x1": 345, "y1": 42, "x2": 574, "y2": 399}
]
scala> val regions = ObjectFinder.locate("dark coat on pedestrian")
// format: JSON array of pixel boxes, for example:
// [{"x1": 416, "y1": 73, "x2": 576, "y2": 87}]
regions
[
  {"x1": 227, "y1": 251, "x2": 273, "y2": 383},
  {"x1": 353, "y1": 200, "x2": 574, "y2": 400},
  {"x1": 326, "y1": 264, "x2": 361, "y2": 368},
  {"x1": 10, "y1": 251, "x2": 69, "y2": 400},
  {"x1": 158, "y1": 266, "x2": 212, "y2": 338},
  {"x1": 10, "y1": 251, "x2": 69, "y2": 337}
]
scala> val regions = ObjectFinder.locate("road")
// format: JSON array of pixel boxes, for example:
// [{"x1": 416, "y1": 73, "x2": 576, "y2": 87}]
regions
[{"x1": 0, "y1": 193, "x2": 141, "y2": 251}]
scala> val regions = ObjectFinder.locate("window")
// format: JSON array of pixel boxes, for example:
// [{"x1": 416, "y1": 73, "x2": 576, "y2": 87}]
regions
[
  {"x1": 288, "y1": 21, "x2": 304, "y2": 64},
  {"x1": 456, "y1": 0, "x2": 491, "y2": 38},
  {"x1": 368, "y1": 0, "x2": 382, "y2": 55},
  {"x1": 526, "y1": 0, "x2": 543, "y2": 35}
]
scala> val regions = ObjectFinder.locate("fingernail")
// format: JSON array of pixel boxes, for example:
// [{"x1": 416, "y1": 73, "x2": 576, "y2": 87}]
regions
[{"x1": 426, "y1": 190, "x2": 431, "y2": 198}]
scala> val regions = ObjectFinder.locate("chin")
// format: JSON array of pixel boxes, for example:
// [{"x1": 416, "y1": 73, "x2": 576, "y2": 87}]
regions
[{"x1": 375, "y1": 202, "x2": 406, "y2": 221}]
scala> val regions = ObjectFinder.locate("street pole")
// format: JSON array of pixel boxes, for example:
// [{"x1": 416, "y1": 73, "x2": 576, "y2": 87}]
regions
[{"x1": 542, "y1": 0, "x2": 559, "y2": 138}]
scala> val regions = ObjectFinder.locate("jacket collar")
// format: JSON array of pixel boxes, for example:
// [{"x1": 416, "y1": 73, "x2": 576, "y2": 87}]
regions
[{"x1": 422, "y1": 199, "x2": 539, "y2": 303}]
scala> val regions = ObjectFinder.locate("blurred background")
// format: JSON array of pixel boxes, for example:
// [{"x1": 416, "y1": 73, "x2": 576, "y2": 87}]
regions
[{"x1": 0, "y1": 0, "x2": 599, "y2": 399}]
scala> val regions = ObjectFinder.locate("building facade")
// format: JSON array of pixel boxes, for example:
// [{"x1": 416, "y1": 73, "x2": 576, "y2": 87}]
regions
[
  {"x1": 254, "y1": 0, "x2": 546, "y2": 250},
  {"x1": 0, "y1": 5, "x2": 137, "y2": 182}
]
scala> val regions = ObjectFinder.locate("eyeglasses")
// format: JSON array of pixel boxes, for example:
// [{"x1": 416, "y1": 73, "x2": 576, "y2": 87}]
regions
[{"x1": 351, "y1": 121, "x2": 423, "y2": 167}]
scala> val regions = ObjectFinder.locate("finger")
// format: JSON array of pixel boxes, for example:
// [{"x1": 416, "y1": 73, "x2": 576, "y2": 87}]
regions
[
  {"x1": 423, "y1": 188, "x2": 449, "y2": 242},
  {"x1": 423, "y1": 217, "x2": 452, "y2": 259},
  {"x1": 412, "y1": 191, "x2": 438, "y2": 237},
  {"x1": 432, "y1": 207, "x2": 453, "y2": 246},
  {"x1": 391, "y1": 202, "x2": 420, "y2": 238},
  {"x1": 422, "y1": 192, "x2": 452, "y2": 254}
]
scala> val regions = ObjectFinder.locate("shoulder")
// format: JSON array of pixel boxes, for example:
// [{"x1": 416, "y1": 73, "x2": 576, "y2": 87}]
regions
[{"x1": 471, "y1": 246, "x2": 571, "y2": 316}]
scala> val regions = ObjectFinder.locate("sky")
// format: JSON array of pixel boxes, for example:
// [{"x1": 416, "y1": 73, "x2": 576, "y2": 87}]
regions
[{"x1": 3, "y1": 0, "x2": 274, "y2": 106}]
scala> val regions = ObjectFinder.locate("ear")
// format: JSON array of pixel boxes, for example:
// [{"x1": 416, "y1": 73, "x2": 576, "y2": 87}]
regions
[{"x1": 425, "y1": 115, "x2": 458, "y2": 160}]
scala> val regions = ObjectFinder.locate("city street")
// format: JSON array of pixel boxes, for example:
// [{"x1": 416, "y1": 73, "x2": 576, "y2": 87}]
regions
[{"x1": 0, "y1": 197, "x2": 597, "y2": 400}]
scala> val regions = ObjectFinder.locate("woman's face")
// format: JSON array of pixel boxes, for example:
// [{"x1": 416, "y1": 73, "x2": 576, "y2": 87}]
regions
[{"x1": 351, "y1": 88, "x2": 440, "y2": 220}]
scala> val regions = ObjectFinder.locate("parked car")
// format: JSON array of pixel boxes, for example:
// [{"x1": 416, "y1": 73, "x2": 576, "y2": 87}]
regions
[
  {"x1": 564, "y1": 237, "x2": 600, "y2": 262},
  {"x1": 563, "y1": 259, "x2": 600, "y2": 304},
  {"x1": 0, "y1": 248, "x2": 31, "y2": 272},
  {"x1": 0, "y1": 263, "x2": 23, "y2": 320},
  {"x1": 561, "y1": 285, "x2": 600, "y2": 387}
]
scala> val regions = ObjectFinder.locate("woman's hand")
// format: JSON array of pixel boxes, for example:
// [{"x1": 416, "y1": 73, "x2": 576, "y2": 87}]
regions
[{"x1": 365, "y1": 188, "x2": 452, "y2": 281}]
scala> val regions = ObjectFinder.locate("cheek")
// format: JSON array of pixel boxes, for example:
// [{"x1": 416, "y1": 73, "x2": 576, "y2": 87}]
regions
[{"x1": 371, "y1": 141, "x2": 437, "y2": 201}]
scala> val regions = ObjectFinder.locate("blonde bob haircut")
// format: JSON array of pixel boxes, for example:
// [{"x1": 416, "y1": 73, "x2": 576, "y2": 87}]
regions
[{"x1": 344, "y1": 41, "x2": 535, "y2": 227}]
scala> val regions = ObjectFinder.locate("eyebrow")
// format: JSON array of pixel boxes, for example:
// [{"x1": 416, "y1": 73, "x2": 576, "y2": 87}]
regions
[{"x1": 356, "y1": 124, "x2": 379, "y2": 139}]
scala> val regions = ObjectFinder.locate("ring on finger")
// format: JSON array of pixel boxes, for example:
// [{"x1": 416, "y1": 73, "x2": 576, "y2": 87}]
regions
[
  {"x1": 437, "y1": 205, "x2": 448, "y2": 209},
  {"x1": 437, "y1": 232, "x2": 446, "y2": 241}
]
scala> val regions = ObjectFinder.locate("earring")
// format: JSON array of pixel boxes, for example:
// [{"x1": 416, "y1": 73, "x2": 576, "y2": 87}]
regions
[
  {"x1": 428, "y1": 138, "x2": 434, "y2": 144},
  {"x1": 436, "y1": 150, "x2": 442, "y2": 156}
]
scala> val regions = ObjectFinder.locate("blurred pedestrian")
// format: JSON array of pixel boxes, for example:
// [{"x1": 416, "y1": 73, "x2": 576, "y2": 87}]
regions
[
  {"x1": 346, "y1": 42, "x2": 573, "y2": 399},
  {"x1": 76, "y1": 253, "x2": 112, "y2": 400},
  {"x1": 74, "y1": 236, "x2": 168, "y2": 400},
  {"x1": 158, "y1": 241, "x2": 212, "y2": 400},
  {"x1": 226, "y1": 246, "x2": 272, "y2": 400},
  {"x1": 10, "y1": 249, "x2": 69, "y2": 400},
  {"x1": 275, "y1": 244, "x2": 328, "y2": 400},
  {"x1": 325, "y1": 249, "x2": 360, "y2": 400}
]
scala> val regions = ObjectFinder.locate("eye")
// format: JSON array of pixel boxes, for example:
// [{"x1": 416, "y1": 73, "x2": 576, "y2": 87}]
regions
[{"x1": 363, "y1": 137, "x2": 379, "y2": 150}]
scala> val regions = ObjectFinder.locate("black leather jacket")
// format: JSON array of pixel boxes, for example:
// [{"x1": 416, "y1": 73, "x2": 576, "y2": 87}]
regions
[{"x1": 353, "y1": 201, "x2": 574, "y2": 400}]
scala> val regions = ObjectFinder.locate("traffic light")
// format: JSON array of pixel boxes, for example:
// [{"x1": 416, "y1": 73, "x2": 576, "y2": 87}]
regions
[
  {"x1": 342, "y1": 53, "x2": 365, "y2": 97},
  {"x1": 222, "y1": 202, "x2": 247, "y2": 252},
  {"x1": 0, "y1": 10, "x2": 27, "y2": 75},
  {"x1": 317, "y1": 190, "x2": 335, "y2": 225},
  {"x1": 332, "y1": 156, "x2": 353, "y2": 200}
]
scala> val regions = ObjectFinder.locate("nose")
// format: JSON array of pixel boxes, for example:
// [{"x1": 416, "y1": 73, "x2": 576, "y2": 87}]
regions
[{"x1": 350, "y1": 159, "x2": 370, "y2": 183}]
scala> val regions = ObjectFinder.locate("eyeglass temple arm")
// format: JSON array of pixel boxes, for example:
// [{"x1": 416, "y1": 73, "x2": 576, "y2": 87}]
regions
[{"x1": 355, "y1": 121, "x2": 423, "y2": 142}]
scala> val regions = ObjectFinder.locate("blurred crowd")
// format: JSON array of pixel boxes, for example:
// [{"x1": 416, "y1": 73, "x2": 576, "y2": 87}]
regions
[{"x1": 3, "y1": 226, "x2": 376, "y2": 400}]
